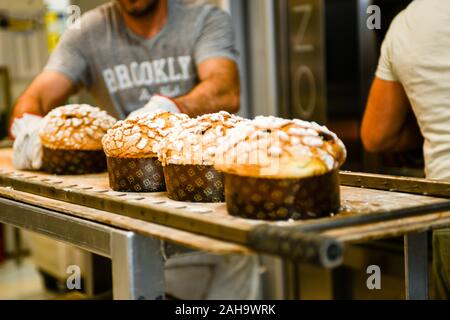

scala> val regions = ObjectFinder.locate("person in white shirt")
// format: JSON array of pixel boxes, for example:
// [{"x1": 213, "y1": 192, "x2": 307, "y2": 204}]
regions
[{"x1": 361, "y1": 0, "x2": 450, "y2": 299}]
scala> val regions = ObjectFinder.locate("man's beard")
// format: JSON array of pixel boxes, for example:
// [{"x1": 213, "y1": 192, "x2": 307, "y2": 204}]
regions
[{"x1": 118, "y1": 0, "x2": 160, "y2": 18}]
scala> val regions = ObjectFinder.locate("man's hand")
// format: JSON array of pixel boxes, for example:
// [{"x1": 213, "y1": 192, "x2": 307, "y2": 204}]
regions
[
  {"x1": 9, "y1": 70, "x2": 77, "y2": 170},
  {"x1": 11, "y1": 114, "x2": 44, "y2": 170},
  {"x1": 127, "y1": 95, "x2": 182, "y2": 119},
  {"x1": 129, "y1": 58, "x2": 240, "y2": 119}
]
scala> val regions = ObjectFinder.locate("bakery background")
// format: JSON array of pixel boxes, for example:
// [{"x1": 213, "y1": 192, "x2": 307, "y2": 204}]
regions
[{"x1": 0, "y1": 0, "x2": 427, "y2": 300}]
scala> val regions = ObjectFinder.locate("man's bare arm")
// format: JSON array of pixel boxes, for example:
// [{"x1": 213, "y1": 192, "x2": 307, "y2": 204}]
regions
[
  {"x1": 174, "y1": 58, "x2": 240, "y2": 117},
  {"x1": 361, "y1": 77, "x2": 423, "y2": 153},
  {"x1": 10, "y1": 71, "x2": 77, "y2": 122}
]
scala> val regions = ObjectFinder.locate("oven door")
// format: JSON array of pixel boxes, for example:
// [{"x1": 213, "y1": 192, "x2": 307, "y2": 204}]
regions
[{"x1": 275, "y1": 0, "x2": 327, "y2": 124}]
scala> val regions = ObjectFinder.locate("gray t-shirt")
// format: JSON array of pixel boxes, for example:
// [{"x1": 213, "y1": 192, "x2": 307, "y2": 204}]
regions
[{"x1": 45, "y1": 0, "x2": 237, "y2": 119}]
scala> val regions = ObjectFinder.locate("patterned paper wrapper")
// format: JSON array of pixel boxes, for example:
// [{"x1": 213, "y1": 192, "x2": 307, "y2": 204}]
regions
[
  {"x1": 107, "y1": 157, "x2": 165, "y2": 192},
  {"x1": 42, "y1": 147, "x2": 107, "y2": 175},
  {"x1": 163, "y1": 164, "x2": 225, "y2": 203},
  {"x1": 224, "y1": 169, "x2": 340, "y2": 221}
]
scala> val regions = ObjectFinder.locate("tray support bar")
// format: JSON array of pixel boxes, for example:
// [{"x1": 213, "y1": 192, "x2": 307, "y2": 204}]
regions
[
  {"x1": 111, "y1": 231, "x2": 165, "y2": 300},
  {"x1": 404, "y1": 231, "x2": 429, "y2": 300}
]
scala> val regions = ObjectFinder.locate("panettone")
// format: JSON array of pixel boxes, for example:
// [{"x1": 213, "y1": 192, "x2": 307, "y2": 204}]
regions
[
  {"x1": 215, "y1": 116, "x2": 347, "y2": 220},
  {"x1": 39, "y1": 104, "x2": 116, "y2": 175},
  {"x1": 102, "y1": 110, "x2": 189, "y2": 158},
  {"x1": 158, "y1": 111, "x2": 244, "y2": 166},
  {"x1": 102, "y1": 110, "x2": 189, "y2": 192},
  {"x1": 158, "y1": 111, "x2": 244, "y2": 203},
  {"x1": 215, "y1": 116, "x2": 346, "y2": 178},
  {"x1": 40, "y1": 104, "x2": 116, "y2": 151}
]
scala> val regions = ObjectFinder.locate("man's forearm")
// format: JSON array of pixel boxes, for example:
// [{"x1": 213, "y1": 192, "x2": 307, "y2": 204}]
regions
[
  {"x1": 11, "y1": 93, "x2": 44, "y2": 119},
  {"x1": 174, "y1": 76, "x2": 240, "y2": 117},
  {"x1": 10, "y1": 71, "x2": 77, "y2": 128}
]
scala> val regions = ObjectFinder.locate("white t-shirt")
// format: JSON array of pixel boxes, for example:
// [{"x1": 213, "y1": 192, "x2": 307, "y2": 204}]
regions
[{"x1": 376, "y1": 0, "x2": 450, "y2": 181}]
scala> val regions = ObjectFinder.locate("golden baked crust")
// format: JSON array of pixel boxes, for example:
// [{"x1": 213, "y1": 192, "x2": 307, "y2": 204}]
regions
[
  {"x1": 214, "y1": 116, "x2": 347, "y2": 179},
  {"x1": 158, "y1": 111, "x2": 245, "y2": 166},
  {"x1": 40, "y1": 104, "x2": 116, "y2": 151},
  {"x1": 102, "y1": 110, "x2": 189, "y2": 158}
]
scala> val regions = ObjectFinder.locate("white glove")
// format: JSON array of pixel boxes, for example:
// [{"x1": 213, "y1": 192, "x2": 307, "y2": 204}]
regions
[
  {"x1": 11, "y1": 114, "x2": 44, "y2": 170},
  {"x1": 127, "y1": 95, "x2": 182, "y2": 119}
]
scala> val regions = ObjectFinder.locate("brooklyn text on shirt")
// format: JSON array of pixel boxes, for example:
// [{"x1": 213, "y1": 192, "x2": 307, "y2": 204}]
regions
[{"x1": 102, "y1": 56, "x2": 192, "y2": 94}]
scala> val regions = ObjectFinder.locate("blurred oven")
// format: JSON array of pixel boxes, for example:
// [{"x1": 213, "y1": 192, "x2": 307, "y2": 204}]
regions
[
  {"x1": 275, "y1": 0, "x2": 327, "y2": 124},
  {"x1": 273, "y1": 0, "x2": 413, "y2": 171}
]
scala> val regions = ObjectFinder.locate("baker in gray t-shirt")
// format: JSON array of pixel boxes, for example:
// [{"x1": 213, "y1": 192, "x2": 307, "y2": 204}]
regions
[
  {"x1": 10, "y1": 0, "x2": 259, "y2": 300},
  {"x1": 44, "y1": 0, "x2": 238, "y2": 118}
]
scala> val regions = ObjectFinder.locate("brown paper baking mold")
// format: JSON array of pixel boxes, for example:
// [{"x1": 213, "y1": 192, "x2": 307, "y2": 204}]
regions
[
  {"x1": 107, "y1": 157, "x2": 165, "y2": 192},
  {"x1": 163, "y1": 164, "x2": 225, "y2": 203},
  {"x1": 42, "y1": 147, "x2": 107, "y2": 175},
  {"x1": 224, "y1": 169, "x2": 340, "y2": 221}
]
